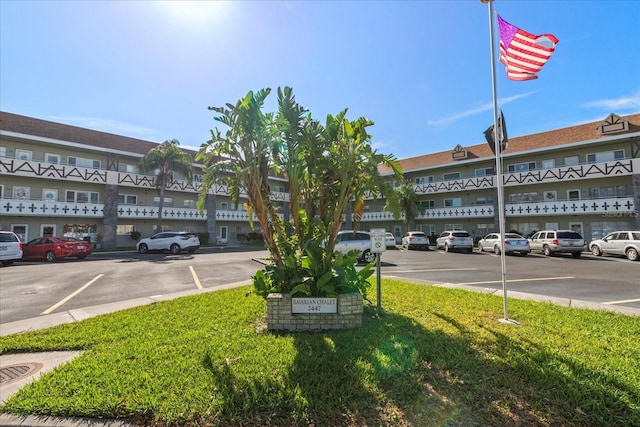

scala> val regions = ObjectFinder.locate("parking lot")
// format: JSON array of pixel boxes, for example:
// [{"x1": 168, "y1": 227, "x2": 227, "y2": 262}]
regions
[{"x1": 1, "y1": 246, "x2": 638, "y2": 327}]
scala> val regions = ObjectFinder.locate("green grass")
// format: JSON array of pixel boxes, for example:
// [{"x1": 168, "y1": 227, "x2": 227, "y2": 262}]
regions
[{"x1": 1, "y1": 280, "x2": 638, "y2": 426}]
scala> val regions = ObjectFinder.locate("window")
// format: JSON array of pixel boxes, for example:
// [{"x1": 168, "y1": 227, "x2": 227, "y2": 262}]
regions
[
  {"x1": 443, "y1": 172, "x2": 460, "y2": 181},
  {"x1": 567, "y1": 189, "x2": 581, "y2": 201},
  {"x1": 44, "y1": 153, "x2": 60, "y2": 164},
  {"x1": 507, "y1": 162, "x2": 536, "y2": 173},
  {"x1": 15, "y1": 149, "x2": 32, "y2": 161},
  {"x1": 117, "y1": 224, "x2": 136, "y2": 235},
  {"x1": 419, "y1": 200, "x2": 435, "y2": 209},
  {"x1": 475, "y1": 195, "x2": 494, "y2": 205},
  {"x1": 444, "y1": 224, "x2": 463, "y2": 231},
  {"x1": 423, "y1": 224, "x2": 436, "y2": 236},
  {"x1": 220, "y1": 202, "x2": 228, "y2": 210},
  {"x1": 153, "y1": 197, "x2": 173, "y2": 207},
  {"x1": 415, "y1": 176, "x2": 434, "y2": 184},
  {"x1": 117, "y1": 194, "x2": 138, "y2": 205},
  {"x1": 475, "y1": 167, "x2": 494, "y2": 177},
  {"x1": 0, "y1": 146, "x2": 6, "y2": 157},
  {"x1": 444, "y1": 198, "x2": 462, "y2": 207},
  {"x1": 66, "y1": 190, "x2": 99, "y2": 204},
  {"x1": 589, "y1": 185, "x2": 628, "y2": 199},
  {"x1": 564, "y1": 156, "x2": 579, "y2": 166},
  {"x1": 184, "y1": 199, "x2": 197, "y2": 209},
  {"x1": 68, "y1": 156, "x2": 101, "y2": 169},
  {"x1": 541, "y1": 159, "x2": 556, "y2": 169},
  {"x1": 508, "y1": 192, "x2": 538, "y2": 203},
  {"x1": 0, "y1": 185, "x2": 3, "y2": 199},
  {"x1": 586, "y1": 150, "x2": 624, "y2": 163},
  {"x1": 118, "y1": 163, "x2": 138, "y2": 174}
]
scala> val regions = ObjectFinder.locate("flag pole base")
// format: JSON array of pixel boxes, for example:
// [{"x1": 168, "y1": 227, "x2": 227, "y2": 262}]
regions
[{"x1": 499, "y1": 318, "x2": 520, "y2": 325}]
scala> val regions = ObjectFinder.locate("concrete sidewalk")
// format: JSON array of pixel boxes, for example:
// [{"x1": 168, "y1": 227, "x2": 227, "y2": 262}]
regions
[{"x1": 1, "y1": 279, "x2": 638, "y2": 426}]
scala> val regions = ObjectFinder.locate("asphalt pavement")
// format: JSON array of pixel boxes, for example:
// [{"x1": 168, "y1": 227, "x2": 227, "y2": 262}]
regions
[{"x1": 1, "y1": 273, "x2": 638, "y2": 427}]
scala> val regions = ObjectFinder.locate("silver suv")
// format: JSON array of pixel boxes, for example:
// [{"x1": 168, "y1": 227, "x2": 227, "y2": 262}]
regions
[
  {"x1": 436, "y1": 230, "x2": 473, "y2": 253},
  {"x1": 335, "y1": 230, "x2": 375, "y2": 263},
  {"x1": 0, "y1": 231, "x2": 23, "y2": 266},
  {"x1": 137, "y1": 232, "x2": 200, "y2": 254},
  {"x1": 528, "y1": 230, "x2": 586, "y2": 257},
  {"x1": 589, "y1": 231, "x2": 640, "y2": 261}
]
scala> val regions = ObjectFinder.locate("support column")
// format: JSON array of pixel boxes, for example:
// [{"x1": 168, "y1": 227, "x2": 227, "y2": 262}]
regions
[
  {"x1": 206, "y1": 193, "x2": 217, "y2": 245},
  {"x1": 102, "y1": 184, "x2": 118, "y2": 249}
]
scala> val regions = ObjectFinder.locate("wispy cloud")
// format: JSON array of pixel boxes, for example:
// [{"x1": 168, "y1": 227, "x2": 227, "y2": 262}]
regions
[
  {"x1": 47, "y1": 115, "x2": 158, "y2": 137},
  {"x1": 427, "y1": 91, "x2": 536, "y2": 127},
  {"x1": 581, "y1": 91, "x2": 640, "y2": 111}
]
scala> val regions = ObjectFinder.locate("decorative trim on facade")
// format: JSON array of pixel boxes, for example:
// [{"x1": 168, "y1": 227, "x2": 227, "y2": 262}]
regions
[
  {"x1": 598, "y1": 113, "x2": 629, "y2": 135},
  {"x1": 451, "y1": 144, "x2": 468, "y2": 160},
  {"x1": 504, "y1": 197, "x2": 635, "y2": 217},
  {"x1": 504, "y1": 160, "x2": 635, "y2": 186},
  {"x1": 415, "y1": 177, "x2": 494, "y2": 195}
]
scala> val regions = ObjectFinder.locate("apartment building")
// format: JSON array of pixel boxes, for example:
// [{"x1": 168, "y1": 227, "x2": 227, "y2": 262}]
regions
[{"x1": 1, "y1": 111, "x2": 639, "y2": 248}]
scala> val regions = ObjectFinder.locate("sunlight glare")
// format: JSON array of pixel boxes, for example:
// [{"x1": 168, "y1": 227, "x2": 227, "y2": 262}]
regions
[{"x1": 159, "y1": 0, "x2": 229, "y2": 27}]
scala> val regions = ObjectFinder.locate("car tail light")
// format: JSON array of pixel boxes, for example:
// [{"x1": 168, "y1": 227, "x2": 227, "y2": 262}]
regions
[
  {"x1": 18, "y1": 242, "x2": 23, "y2": 250},
  {"x1": 448, "y1": 236, "x2": 455, "y2": 240},
  {"x1": 504, "y1": 239, "x2": 511, "y2": 244},
  {"x1": 552, "y1": 239, "x2": 558, "y2": 245}
]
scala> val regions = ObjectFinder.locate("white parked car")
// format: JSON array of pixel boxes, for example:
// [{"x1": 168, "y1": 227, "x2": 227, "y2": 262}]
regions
[
  {"x1": 0, "y1": 231, "x2": 23, "y2": 266},
  {"x1": 137, "y1": 232, "x2": 200, "y2": 255},
  {"x1": 478, "y1": 233, "x2": 530, "y2": 256},
  {"x1": 401, "y1": 231, "x2": 430, "y2": 250},
  {"x1": 334, "y1": 230, "x2": 376, "y2": 263},
  {"x1": 589, "y1": 231, "x2": 640, "y2": 261},
  {"x1": 436, "y1": 230, "x2": 474, "y2": 253},
  {"x1": 386, "y1": 232, "x2": 397, "y2": 248}
]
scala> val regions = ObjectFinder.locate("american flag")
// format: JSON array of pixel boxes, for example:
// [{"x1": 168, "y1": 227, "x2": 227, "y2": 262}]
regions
[{"x1": 497, "y1": 14, "x2": 559, "y2": 81}]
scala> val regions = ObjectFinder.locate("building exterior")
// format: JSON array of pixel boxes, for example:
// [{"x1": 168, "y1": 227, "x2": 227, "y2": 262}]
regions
[{"x1": 1, "y1": 111, "x2": 639, "y2": 248}]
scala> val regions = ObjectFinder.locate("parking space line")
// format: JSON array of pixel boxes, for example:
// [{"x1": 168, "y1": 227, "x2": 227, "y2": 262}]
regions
[
  {"x1": 602, "y1": 298, "x2": 640, "y2": 305},
  {"x1": 387, "y1": 268, "x2": 478, "y2": 273},
  {"x1": 41, "y1": 274, "x2": 104, "y2": 315},
  {"x1": 454, "y1": 276, "x2": 574, "y2": 286},
  {"x1": 189, "y1": 266, "x2": 203, "y2": 289}
]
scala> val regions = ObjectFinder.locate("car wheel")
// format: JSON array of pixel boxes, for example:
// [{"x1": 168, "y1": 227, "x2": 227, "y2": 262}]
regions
[
  {"x1": 362, "y1": 249, "x2": 376, "y2": 263},
  {"x1": 571, "y1": 252, "x2": 582, "y2": 258},
  {"x1": 45, "y1": 251, "x2": 56, "y2": 262},
  {"x1": 138, "y1": 243, "x2": 149, "y2": 254},
  {"x1": 77, "y1": 255, "x2": 87, "y2": 259},
  {"x1": 170, "y1": 244, "x2": 181, "y2": 255},
  {"x1": 478, "y1": 243, "x2": 484, "y2": 252},
  {"x1": 444, "y1": 244, "x2": 450, "y2": 252},
  {"x1": 543, "y1": 246, "x2": 553, "y2": 256},
  {"x1": 626, "y1": 248, "x2": 639, "y2": 261},
  {"x1": 590, "y1": 246, "x2": 602, "y2": 256},
  {"x1": 494, "y1": 246, "x2": 501, "y2": 255}
]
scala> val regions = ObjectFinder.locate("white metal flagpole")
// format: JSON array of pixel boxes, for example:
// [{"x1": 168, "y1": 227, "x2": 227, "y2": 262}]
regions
[{"x1": 483, "y1": 0, "x2": 517, "y2": 324}]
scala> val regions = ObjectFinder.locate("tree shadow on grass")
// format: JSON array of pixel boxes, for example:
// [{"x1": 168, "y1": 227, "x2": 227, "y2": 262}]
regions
[{"x1": 201, "y1": 304, "x2": 638, "y2": 426}]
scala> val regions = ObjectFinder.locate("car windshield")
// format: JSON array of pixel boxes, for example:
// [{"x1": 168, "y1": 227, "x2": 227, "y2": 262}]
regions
[
  {"x1": 452, "y1": 232, "x2": 470, "y2": 237},
  {"x1": 505, "y1": 233, "x2": 524, "y2": 239},
  {"x1": 412, "y1": 233, "x2": 426, "y2": 237}
]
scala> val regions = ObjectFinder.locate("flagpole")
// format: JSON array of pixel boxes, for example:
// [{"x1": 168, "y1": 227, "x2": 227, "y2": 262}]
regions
[{"x1": 484, "y1": 0, "x2": 515, "y2": 324}]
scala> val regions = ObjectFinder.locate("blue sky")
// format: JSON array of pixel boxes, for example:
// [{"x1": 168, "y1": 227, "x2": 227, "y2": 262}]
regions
[{"x1": 1, "y1": 1, "x2": 639, "y2": 160}]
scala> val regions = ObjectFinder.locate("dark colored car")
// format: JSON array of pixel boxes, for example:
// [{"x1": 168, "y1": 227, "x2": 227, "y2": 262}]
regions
[{"x1": 22, "y1": 236, "x2": 92, "y2": 262}]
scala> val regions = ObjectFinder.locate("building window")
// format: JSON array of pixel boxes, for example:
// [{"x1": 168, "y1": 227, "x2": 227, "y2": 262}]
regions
[
  {"x1": 415, "y1": 176, "x2": 434, "y2": 184},
  {"x1": 507, "y1": 162, "x2": 536, "y2": 173},
  {"x1": 541, "y1": 159, "x2": 555, "y2": 169},
  {"x1": 567, "y1": 189, "x2": 581, "y2": 201},
  {"x1": 184, "y1": 199, "x2": 197, "y2": 209},
  {"x1": 0, "y1": 146, "x2": 6, "y2": 157},
  {"x1": 586, "y1": 150, "x2": 624, "y2": 163},
  {"x1": 444, "y1": 198, "x2": 462, "y2": 207},
  {"x1": 508, "y1": 192, "x2": 538, "y2": 203},
  {"x1": 117, "y1": 194, "x2": 138, "y2": 205},
  {"x1": 45, "y1": 153, "x2": 60, "y2": 164},
  {"x1": 564, "y1": 156, "x2": 579, "y2": 166},
  {"x1": 66, "y1": 190, "x2": 99, "y2": 204},
  {"x1": 153, "y1": 197, "x2": 173, "y2": 207},
  {"x1": 444, "y1": 224, "x2": 463, "y2": 231},
  {"x1": 118, "y1": 163, "x2": 138, "y2": 174},
  {"x1": 443, "y1": 172, "x2": 461, "y2": 181},
  {"x1": 15, "y1": 149, "x2": 32, "y2": 161},
  {"x1": 475, "y1": 167, "x2": 494, "y2": 177},
  {"x1": 475, "y1": 195, "x2": 494, "y2": 205},
  {"x1": 116, "y1": 225, "x2": 136, "y2": 235},
  {"x1": 68, "y1": 156, "x2": 101, "y2": 169},
  {"x1": 589, "y1": 185, "x2": 628, "y2": 199},
  {"x1": 419, "y1": 200, "x2": 435, "y2": 209}
]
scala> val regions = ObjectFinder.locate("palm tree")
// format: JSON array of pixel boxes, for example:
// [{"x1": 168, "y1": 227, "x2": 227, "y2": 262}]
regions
[
  {"x1": 397, "y1": 182, "x2": 425, "y2": 231},
  {"x1": 140, "y1": 139, "x2": 194, "y2": 233}
]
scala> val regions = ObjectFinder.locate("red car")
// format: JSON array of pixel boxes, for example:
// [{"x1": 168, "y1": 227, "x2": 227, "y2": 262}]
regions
[{"x1": 22, "y1": 236, "x2": 92, "y2": 262}]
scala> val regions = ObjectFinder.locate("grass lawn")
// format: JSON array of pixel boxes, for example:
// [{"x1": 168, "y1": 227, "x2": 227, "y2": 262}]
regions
[{"x1": 1, "y1": 279, "x2": 638, "y2": 426}]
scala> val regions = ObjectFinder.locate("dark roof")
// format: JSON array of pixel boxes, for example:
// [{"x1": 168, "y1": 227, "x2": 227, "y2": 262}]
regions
[
  {"x1": 0, "y1": 111, "x2": 198, "y2": 157},
  {"x1": 381, "y1": 112, "x2": 640, "y2": 174}
]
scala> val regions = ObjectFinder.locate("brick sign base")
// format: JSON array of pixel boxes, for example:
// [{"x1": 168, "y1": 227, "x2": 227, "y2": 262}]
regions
[{"x1": 266, "y1": 293, "x2": 363, "y2": 331}]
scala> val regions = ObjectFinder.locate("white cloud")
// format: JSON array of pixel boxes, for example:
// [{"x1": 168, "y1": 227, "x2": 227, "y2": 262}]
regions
[
  {"x1": 427, "y1": 91, "x2": 536, "y2": 128},
  {"x1": 581, "y1": 91, "x2": 640, "y2": 111},
  {"x1": 47, "y1": 115, "x2": 157, "y2": 137}
]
